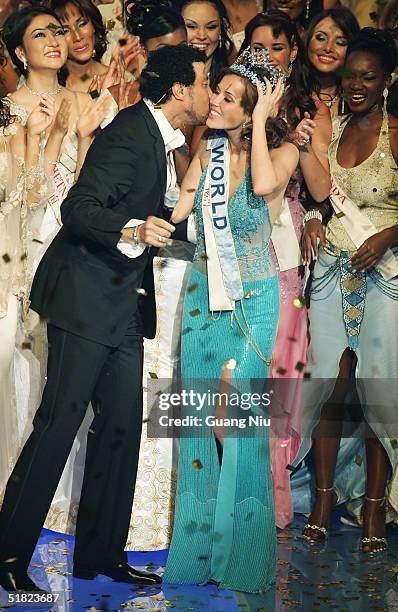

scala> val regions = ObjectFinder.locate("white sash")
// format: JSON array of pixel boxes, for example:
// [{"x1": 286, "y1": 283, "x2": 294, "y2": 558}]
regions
[
  {"x1": 271, "y1": 196, "x2": 303, "y2": 271},
  {"x1": 329, "y1": 176, "x2": 398, "y2": 280},
  {"x1": 202, "y1": 138, "x2": 243, "y2": 311}
]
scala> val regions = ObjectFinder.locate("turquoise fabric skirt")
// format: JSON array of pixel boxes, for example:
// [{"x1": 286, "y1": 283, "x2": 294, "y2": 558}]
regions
[{"x1": 164, "y1": 267, "x2": 279, "y2": 593}]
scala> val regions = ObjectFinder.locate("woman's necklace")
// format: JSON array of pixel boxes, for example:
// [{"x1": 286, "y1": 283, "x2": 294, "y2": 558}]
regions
[{"x1": 24, "y1": 82, "x2": 61, "y2": 97}]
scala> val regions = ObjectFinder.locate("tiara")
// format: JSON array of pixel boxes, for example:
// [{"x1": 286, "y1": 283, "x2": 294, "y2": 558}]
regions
[{"x1": 230, "y1": 47, "x2": 287, "y2": 93}]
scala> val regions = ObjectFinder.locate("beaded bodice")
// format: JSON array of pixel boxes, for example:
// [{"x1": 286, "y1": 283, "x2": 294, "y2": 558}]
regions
[
  {"x1": 193, "y1": 166, "x2": 275, "y2": 281},
  {"x1": 327, "y1": 112, "x2": 398, "y2": 251}
]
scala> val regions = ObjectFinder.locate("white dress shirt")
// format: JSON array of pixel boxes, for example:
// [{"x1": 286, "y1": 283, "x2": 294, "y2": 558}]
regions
[{"x1": 117, "y1": 99, "x2": 185, "y2": 258}]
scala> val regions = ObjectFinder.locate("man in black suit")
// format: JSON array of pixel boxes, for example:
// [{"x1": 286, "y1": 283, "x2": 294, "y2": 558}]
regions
[{"x1": 0, "y1": 45, "x2": 209, "y2": 592}]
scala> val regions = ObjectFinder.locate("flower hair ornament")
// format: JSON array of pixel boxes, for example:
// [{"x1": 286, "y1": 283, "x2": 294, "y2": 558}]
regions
[{"x1": 230, "y1": 47, "x2": 287, "y2": 92}]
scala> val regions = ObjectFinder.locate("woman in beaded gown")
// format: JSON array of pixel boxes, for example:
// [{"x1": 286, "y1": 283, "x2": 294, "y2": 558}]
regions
[
  {"x1": 163, "y1": 48, "x2": 299, "y2": 592},
  {"x1": 0, "y1": 94, "x2": 56, "y2": 492},
  {"x1": 0, "y1": 6, "x2": 110, "y2": 496},
  {"x1": 296, "y1": 29, "x2": 398, "y2": 553}
]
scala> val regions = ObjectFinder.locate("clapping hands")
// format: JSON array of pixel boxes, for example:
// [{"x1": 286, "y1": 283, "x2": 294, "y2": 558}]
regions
[
  {"x1": 76, "y1": 94, "x2": 112, "y2": 139},
  {"x1": 27, "y1": 96, "x2": 56, "y2": 137}
]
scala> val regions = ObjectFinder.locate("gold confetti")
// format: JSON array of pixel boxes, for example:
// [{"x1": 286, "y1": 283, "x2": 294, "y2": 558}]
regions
[
  {"x1": 187, "y1": 283, "x2": 198, "y2": 293},
  {"x1": 148, "y1": 372, "x2": 158, "y2": 379},
  {"x1": 224, "y1": 358, "x2": 237, "y2": 370},
  {"x1": 80, "y1": 73, "x2": 90, "y2": 82},
  {"x1": 295, "y1": 361, "x2": 305, "y2": 372},
  {"x1": 245, "y1": 289, "x2": 254, "y2": 299},
  {"x1": 21, "y1": 342, "x2": 32, "y2": 350},
  {"x1": 2, "y1": 253, "x2": 11, "y2": 263},
  {"x1": 189, "y1": 309, "x2": 201, "y2": 317},
  {"x1": 192, "y1": 459, "x2": 203, "y2": 470},
  {"x1": 136, "y1": 287, "x2": 147, "y2": 296},
  {"x1": 5, "y1": 557, "x2": 17, "y2": 563},
  {"x1": 276, "y1": 367, "x2": 287, "y2": 375},
  {"x1": 292, "y1": 296, "x2": 305, "y2": 308}
]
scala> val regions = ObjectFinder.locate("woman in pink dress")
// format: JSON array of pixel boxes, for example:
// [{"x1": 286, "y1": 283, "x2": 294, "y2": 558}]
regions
[{"x1": 240, "y1": 9, "x2": 332, "y2": 527}]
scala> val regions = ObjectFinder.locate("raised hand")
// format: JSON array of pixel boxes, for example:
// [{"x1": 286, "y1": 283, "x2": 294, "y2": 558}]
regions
[
  {"x1": 292, "y1": 111, "x2": 316, "y2": 147},
  {"x1": 76, "y1": 94, "x2": 112, "y2": 139},
  {"x1": 112, "y1": 32, "x2": 144, "y2": 76},
  {"x1": 27, "y1": 96, "x2": 56, "y2": 136},
  {"x1": 252, "y1": 77, "x2": 285, "y2": 125}
]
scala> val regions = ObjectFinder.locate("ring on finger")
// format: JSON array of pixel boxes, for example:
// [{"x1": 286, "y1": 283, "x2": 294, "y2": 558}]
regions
[{"x1": 158, "y1": 235, "x2": 165, "y2": 243}]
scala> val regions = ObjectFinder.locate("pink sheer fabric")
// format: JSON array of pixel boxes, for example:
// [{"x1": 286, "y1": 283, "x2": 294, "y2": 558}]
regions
[{"x1": 269, "y1": 186, "x2": 308, "y2": 528}]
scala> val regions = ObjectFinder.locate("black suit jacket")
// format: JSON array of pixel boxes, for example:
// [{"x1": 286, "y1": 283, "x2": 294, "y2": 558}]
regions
[{"x1": 30, "y1": 100, "x2": 187, "y2": 346}]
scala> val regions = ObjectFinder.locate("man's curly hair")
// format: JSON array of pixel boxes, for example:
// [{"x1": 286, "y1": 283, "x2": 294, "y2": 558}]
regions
[{"x1": 140, "y1": 44, "x2": 206, "y2": 105}]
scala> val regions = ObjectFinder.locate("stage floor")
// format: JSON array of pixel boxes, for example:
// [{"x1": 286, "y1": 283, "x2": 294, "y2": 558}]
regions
[{"x1": 1, "y1": 513, "x2": 398, "y2": 611}]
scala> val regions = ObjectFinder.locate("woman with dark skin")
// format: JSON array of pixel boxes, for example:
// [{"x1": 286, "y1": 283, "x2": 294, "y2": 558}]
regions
[{"x1": 299, "y1": 28, "x2": 398, "y2": 553}]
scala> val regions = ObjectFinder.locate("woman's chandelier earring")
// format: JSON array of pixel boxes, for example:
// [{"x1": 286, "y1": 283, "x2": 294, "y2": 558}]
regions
[
  {"x1": 23, "y1": 57, "x2": 28, "y2": 70},
  {"x1": 287, "y1": 59, "x2": 293, "y2": 77},
  {"x1": 306, "y1": 0, "x2": 310, "y2": 20},
  {"x1": 383, "y1": 87, "x2": 389, "y2": 115}
]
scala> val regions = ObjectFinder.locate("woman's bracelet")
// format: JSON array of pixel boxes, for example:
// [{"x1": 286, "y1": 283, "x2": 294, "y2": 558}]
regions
[{"x1": 303, "y1": 209, "x2": 323, "y2": 226}]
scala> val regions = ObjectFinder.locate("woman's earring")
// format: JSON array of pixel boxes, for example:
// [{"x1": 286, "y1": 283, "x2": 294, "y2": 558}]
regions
[
  {"x1": 287, "y1": 59, "x2": 293, "y2": 77},
  {"x1": 92, "y1": 49, "x2": 96, "y2": 58},
  {"x1": 305, "y1": 0, "x2": 310, "y2": 20},
  {"x1": 383, "y1": 87, "x2": 389, "y2": 115},
  {"x1": 218, "y1": 37, "x2": 222, "y2": 48},
  {"x1": 22, "y1": 57, "x2": 28, "y2": 70}
]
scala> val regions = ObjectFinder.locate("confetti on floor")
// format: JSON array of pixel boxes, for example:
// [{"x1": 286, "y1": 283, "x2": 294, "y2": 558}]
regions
[{"x1": 1, "y1": 517, "x2": 397, "y2": 611}]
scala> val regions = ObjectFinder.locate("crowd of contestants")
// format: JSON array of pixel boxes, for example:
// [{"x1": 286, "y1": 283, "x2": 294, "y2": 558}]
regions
[{"x1": 1, "y1": 0, "x2": 398, "y2": 588}]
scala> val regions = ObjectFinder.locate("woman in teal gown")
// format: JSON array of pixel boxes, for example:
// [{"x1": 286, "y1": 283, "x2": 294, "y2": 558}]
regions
[{"x1": 163, "y1": 48, "x2": 299, "y2": 593}]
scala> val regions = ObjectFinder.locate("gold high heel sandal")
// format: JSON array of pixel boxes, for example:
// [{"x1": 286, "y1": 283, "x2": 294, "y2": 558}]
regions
[
  {"x1": 361, "y1": 496, "x2": 388, "y2": 554},
  {"x1": 303, "y1": 486, "x2": 338, "y2": 542}
]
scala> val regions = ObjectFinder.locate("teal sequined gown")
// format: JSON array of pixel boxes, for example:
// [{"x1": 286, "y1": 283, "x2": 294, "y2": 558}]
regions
[{"x1": 163, "y1": 159, "x2": 279, "y2": 593}]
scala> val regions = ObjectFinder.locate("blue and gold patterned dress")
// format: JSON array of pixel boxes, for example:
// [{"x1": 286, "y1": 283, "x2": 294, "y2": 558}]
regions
[{"x1": 163, "y1": 149, "x2": 280, "y2": 593}]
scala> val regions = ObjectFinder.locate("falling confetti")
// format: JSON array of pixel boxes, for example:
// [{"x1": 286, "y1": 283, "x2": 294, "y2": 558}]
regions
[
  {"x1": 292, "y1": 296, "x2": 305, "y2": 308},
  {"x1": 295, "y1": 361, "x2": 305, "y2": 372},
  {"x1": 136, "y1": 287, "x2": 148, "y2": 296},
  {"x1": 192, "y1": 459, "x2": 203, "y2": 470},
  {"x1": 189, "y1": 309, "x2": 201, "y2": 317},
  {"x1": 224, "y1": 358, "x2": 237, "y2": 370},
  {"x1": 245, "y1": 289, "x2": 254, "y2": 299},
  {"x1": 80, "y1": 73, "x2": 90, "y2": 82},
  {"x1": 2, "y1": 253, "x2": 11, "y2": 263},
  {"x1": 90, "y1": 90, "x2": 100, "y2": 99},
  {"x1": 277, "y1": 367, "x2": 287, "y2": 375},
  {"x1": 187, "y1": 283, "x2": 198, "y2": 293},
  {"x1": 148, "y1": 372, "x2": 158, "y2": 379}
]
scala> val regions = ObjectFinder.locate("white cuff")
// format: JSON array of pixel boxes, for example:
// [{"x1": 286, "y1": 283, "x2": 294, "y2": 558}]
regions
[
  {"x1": 187, "y1": 213, "x2": 197, "y2": 244},
  {"x1": 117, "y1": 219, "x2": 146, "y2": 258}
]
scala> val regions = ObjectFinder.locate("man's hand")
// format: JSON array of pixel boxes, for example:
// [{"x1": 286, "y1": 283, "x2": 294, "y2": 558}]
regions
[{"x1": 122, "y1": 217, "x2": 175, "y2": 248}]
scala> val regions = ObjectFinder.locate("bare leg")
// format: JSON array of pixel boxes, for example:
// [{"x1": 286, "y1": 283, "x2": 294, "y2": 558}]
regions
[
  {"x1": 303, "y1": 349, "x2": 355, "y2": 541},
  {"x1": 361, "y1": 435, "x2": 388, "y2": 553}
]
